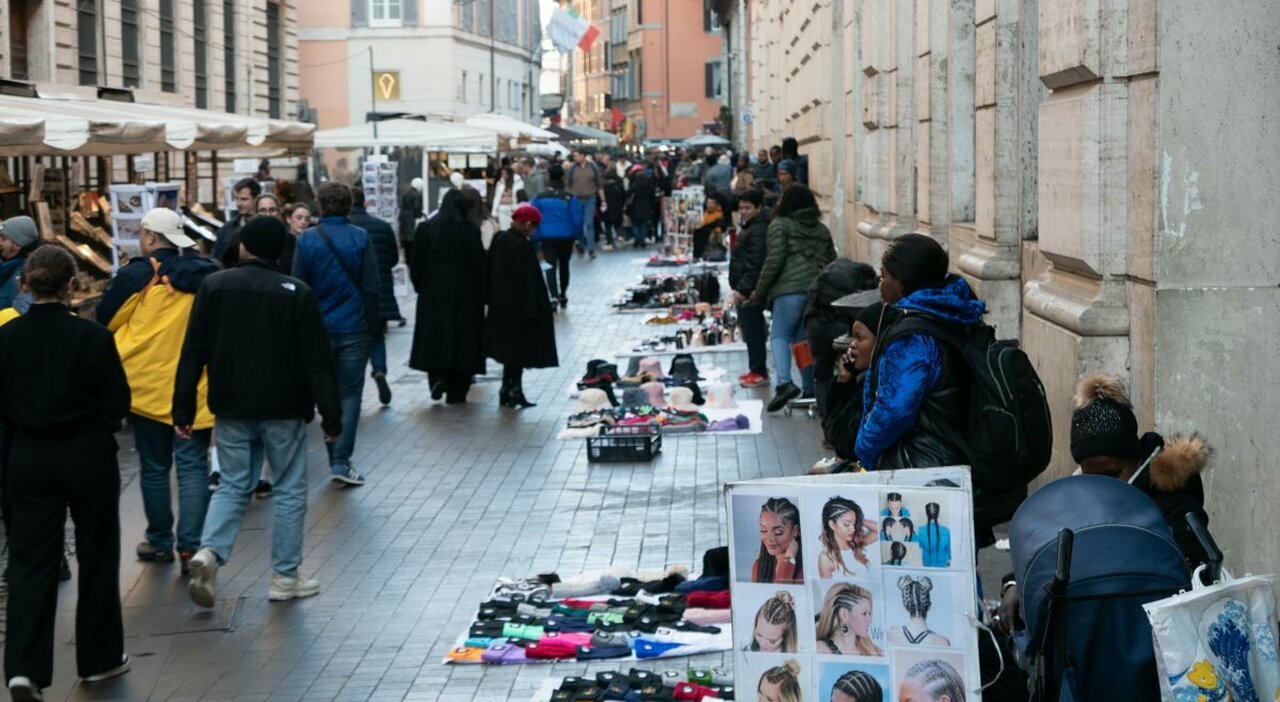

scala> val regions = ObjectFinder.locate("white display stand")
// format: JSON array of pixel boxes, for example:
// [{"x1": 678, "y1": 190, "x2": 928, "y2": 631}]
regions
[
  {"x1": 726, "y1": 468, "x2": 983, "y2": 702},
  {"x1": 362, "y1": 159, "x2": 400, "y2": 235}
]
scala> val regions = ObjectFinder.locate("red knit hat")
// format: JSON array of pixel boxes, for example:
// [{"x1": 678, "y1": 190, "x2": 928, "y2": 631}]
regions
[{"x1": 512, "y1": 203, "x2": 542, "y2": 224}]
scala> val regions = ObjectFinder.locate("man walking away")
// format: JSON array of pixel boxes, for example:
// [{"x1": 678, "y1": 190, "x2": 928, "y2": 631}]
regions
[
  {"x1": 566, "y1": 150, "x2": 603, "y2": 259},
  {"x1": 292, "y1": 182, "x2": 379, "y2": 486},
  {"x1": 397, "y1": 178, "x2": 423, "y2": 262},
  {"x1": 781, "y1": 137, "x2": 809, "y2": 186},
  {"x1": 97, "y1": 208, "x2": 220, "y2": 575},
  {"x1": 174, "y1": 217, "x2": 341, "y2": 608},
  {"x1": 530, "y1": 165, "x2": 583, "y2": 309},
  {"x1": 213, "y1": 178, "x2": 261, "y2": 267},
  {"x1": 348, "y1": 187, "x2": 401, "y2": 406}
]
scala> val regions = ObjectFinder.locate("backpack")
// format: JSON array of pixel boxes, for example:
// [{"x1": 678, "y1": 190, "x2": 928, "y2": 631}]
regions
[
  {"x1": 874, "y1": 314, "x2": 1053, "y2": 493},
  {"x1": 690, "y1": 271, "x2": 720, "y2": 304}
]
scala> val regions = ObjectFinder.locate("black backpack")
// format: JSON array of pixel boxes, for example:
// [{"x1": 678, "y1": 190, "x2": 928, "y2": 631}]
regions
[
  {"x1": 874, "y1": 314, "x2": 1053, "y2": 493},
  {"x1": 690, "y1": 272, "x2": 720, "y2": 304}
]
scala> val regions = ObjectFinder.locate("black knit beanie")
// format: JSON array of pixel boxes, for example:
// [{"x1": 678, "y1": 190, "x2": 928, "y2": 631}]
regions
[
  {"x1": 1070, "y1": 375, "x2": 1141, "y2": 463},
  {"x1": 854, "y1": 302, "x2": 901, "y2": 337},
  {"x1": 239, "y1": 216, "x2": 289, "y2": 262}
]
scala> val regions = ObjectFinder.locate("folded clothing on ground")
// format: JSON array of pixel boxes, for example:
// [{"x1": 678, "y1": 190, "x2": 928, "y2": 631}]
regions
[{"x1": 684, "y1": 590, "x2": 730, "y2": 609}]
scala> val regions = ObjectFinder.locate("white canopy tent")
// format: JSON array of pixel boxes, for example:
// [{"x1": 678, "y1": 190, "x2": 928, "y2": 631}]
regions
[
  {"x1": 464, "y1": 113, "x2": 556, "y2": 141},
  {"x1": 313, "y1": 118, "x2": 496, "y2": 151},
  {"x1": 0, "y1": 93, "x2": 315, "y2": 156},
  {"x1": 683, "y1": 133, "x2": 731, "y2": 147}
]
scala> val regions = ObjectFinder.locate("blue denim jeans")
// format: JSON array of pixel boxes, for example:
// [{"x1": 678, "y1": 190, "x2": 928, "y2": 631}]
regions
[
  {"x1": 631, "y1": 219, "x2": 652, "y2": 246},
  {"x1": 200, "y1": 418, "x2": 308, "y2": 576},
  {"x1": 769, "y1": 292, "x2": 815, "y2": 393},
  {"x1": 369, "y1": 331, "x2": 387, "y2": 376},
  {"x1": 575, "y1": 196, "x2": 596, "y2": 253},
  {"x1": 133, "y1": 414, "x2": 211, "y2": 553},
  {"x1": 328, "y1": 333, "x2": 369, "y2": 473}
]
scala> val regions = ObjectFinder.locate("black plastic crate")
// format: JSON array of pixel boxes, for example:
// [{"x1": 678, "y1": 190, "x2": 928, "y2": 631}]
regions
[{"x1": 587, "y1": 425, "x2": 662, "y2": 463}]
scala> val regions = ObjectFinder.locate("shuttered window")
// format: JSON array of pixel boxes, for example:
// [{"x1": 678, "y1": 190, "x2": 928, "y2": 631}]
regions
[{"x1": 160, "y1": 0, "x2": 176, "y2": 92}]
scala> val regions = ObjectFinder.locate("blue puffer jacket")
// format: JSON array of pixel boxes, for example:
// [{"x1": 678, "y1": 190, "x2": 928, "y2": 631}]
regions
[
  {"x1": 530, "y1": 187, "x2": 584, "y2": 241},
  {"x1": 292, "y1": 216, "x2": 380, "y2": 336},
  {"x1": 856, "y1": 275, "x2": 985, "y2": 467}
]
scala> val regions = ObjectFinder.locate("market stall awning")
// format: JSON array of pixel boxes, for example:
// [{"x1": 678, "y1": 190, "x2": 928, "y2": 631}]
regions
[
  {"x1": 313, "y1": 118, "x2": 496, "y2": 151},
  {"x1": 464, "y1": 113, "x2": 557, "y2": 141},
  {"x1": 561, "y1": 124, "x2": 619, "y2": 147},
  {"x1": 683, "y1": 133, "x2": 731, "y2": 147},
  {"x1": 0, "y1": 117, "x2": 45, "y2": 152},
  {"x1": 0, "y1": 93, "x2": 315, "y2": 156}
]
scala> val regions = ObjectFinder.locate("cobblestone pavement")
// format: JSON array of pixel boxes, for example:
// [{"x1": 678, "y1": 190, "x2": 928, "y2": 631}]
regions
[{"x1": 29, "y1": 247, "x2": 1011, "y2": 701}]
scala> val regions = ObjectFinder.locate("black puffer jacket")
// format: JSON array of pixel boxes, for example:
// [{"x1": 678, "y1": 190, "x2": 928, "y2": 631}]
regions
[
  {"x1": 804, "y1": 258, "x2": 877, "y2": 326},
  {"x1": 729, "y1": 211, "x2": 770, "y2": 296},
  {"x1": 349, "y1": 207, "x2": 402, "y2": 322}
]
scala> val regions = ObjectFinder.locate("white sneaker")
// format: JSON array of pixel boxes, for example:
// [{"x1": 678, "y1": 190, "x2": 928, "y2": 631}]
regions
[
  {"x1": 80, "y1": 654, "x2": 130, "y2": 683},
  {"x1": 269, "y1": 573, "x2": 320, "y2": 601},
  {"x1": 187, "y1": 548, "x2": 219, "y2": 608},
  {"x1": 8, "y1": 677, "x2": 42, "y2": 701}
]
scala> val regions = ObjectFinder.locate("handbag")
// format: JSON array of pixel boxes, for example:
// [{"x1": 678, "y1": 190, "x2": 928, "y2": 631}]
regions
[
  {"x1": 315, "y1": 224, "x2": 380, "y2": 336},
  {"x1": 1144, "y1": 565, "x2": 1280, "y2": 702},
  {"x1": 791, "y1": 340, "x2": 814, "y2": 371}
]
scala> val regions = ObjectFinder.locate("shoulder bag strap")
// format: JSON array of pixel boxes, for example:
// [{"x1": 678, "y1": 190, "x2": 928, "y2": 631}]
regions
[{"x1": 316, "y1": 224, "x2": 363, "y2": 294}]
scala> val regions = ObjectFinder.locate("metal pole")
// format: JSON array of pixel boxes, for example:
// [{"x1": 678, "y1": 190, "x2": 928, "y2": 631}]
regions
[
  {"x1": 490, "y1": 0, "x2": 496, "y2": 112},
  {"x1": 369, "y1": 46, "x2": 379, "y2": 140}
]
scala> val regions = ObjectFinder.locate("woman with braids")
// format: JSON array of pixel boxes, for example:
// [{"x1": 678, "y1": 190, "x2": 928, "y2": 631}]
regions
[
  {"x1": 897, "y1": 658, "x2": 966, "y2": 702},
  {"x1": 882, "y1": 516, "x2": 916, "y2": 544},
  {"x1": 746, "y1": 591, "x2": 798, "y2": 652},
  {"x1": 815, "y1": 583, "x2": 883, "y2": 656},
  {"x1": 830, "y1": 670, "x2": 884, "y2": 702},
  {"x1": 818, "y1": 496, "x2": 877, "y2": 577},
  {"x1": 752, "y1": 497, "x2": 804, "y2": 583},
  {"x1": 757, "y1": 660, "x2": 803, "y2": 702},
  {"x1": 887, "y1": 576, "x2": 950, "y2": 646},
  {"x1": 916, "y1": 502, "x2": 952, "y2": 568}
]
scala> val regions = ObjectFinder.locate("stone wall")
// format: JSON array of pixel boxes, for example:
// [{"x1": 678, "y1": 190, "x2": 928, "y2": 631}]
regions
[{"x1": 744, "y1": 0, "x2": 1280, "y2": 574}]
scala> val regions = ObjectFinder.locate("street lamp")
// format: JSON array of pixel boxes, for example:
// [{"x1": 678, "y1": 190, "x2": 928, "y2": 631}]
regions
[{"x1": 453, "y1": 0, "x2": 497, "y2": 112}]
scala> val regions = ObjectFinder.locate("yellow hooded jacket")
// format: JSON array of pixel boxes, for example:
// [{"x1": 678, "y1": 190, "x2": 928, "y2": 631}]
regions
[{"x1": 96, "y1": 250, "x2": 221, "y2": 429}]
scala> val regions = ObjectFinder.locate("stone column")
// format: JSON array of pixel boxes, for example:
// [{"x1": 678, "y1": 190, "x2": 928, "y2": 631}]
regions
[{"x1": 1024, "y1": 0, "x2": 1148, "y2": 480}]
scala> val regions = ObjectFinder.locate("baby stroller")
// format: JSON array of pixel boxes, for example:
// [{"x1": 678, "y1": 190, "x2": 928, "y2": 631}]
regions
[{"x1": 1010, "y1": 475, "x2": 1191, "y2": 702}]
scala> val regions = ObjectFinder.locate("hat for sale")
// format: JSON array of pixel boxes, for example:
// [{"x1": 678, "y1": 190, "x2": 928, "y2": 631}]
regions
[
  {"x1": 621, "y1": 387, "x2": 650, "y2": 408},
  {"x1": 238, "y1": 215, "x2": 290, "y2": 261},
  {"x1": 705, "y1": 382, "x2": 737, "y2": 409},
  {"x1": 668, "y1": 387, "x2": 699, "y2": 412},
  {"x1": 671, "y1": 379, "x2": 705, "y2": 406},
  {"x1": 575, "y1": 388, "x2": 614, "y2": 413},
  {"x1": 668, "y1": 353, "x2": 702, "y2": 382},
  {"x1": 141, "y1": 208, "x2": 197, "y2": 248},
  {"x1": 512, "y1": 203, "x2": 542, "y2": 225},
  {"x1": 0, "y1": 216, "x2": 39, "y2": 248},
  {"x1": 638, "y1": 356, "x2": 664, "y2": 379},
  {"x1": 641, "y1": 381, "x2": 666, "y2": 408},
  {"x1": 1070, "y1": 374, "x2": 1141, "y2": 464}
]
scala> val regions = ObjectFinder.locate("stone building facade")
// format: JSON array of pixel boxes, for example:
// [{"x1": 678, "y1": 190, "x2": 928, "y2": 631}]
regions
[
  {"x1": 0, "y1": 0, "x2": 299, "y2": 119},
  {"x1": 742, "y1": 0, "x2": 1280, "y2": 574}
]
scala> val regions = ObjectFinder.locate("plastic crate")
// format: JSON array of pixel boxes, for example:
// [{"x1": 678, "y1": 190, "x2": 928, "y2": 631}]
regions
[{"x1": 586, "y1": 425, "x2": 662, "y2": 463}]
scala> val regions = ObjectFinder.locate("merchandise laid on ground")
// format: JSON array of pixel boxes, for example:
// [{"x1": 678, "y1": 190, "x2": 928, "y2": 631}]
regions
[
  {"x1": 445, "y1": 568, "x2": 733, "y2": 666},
  {"x1": 530, "y1": 668, "x2": 737, "y2": 701}
]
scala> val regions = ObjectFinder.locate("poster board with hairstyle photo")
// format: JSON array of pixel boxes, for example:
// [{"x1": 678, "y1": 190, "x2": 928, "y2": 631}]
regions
[{"x1": 726, "y1": 468, "x2": 981, "y2": 702}]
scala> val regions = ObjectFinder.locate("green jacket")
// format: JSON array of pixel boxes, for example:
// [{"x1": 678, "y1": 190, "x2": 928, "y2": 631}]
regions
[{"x1": 754, "y1": 207, "x2": 837, "y2": 303}]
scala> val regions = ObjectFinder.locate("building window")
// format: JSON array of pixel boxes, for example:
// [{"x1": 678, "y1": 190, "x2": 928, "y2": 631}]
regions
[
  {"x1": 477, "y1": 0, "x2": 491, "y2": 36},
  {"x1": 194, "y1": 0, "x2": 208, "y2": 108},
  {"x1": 266, "y1": 2, "x2": 282, "y2": 118},
  {"x1": 610, "y1": 8, "x2": 626, "y2": 44},
  {"x1": 457, "y1": 0, "x2": 473, "y2": 31},
  {"x1": 705, "y1": 60, "x2": 723, "y2": 99},
  {"x1": 223, "y1": 0, "x2": 236, "y2": 112},
  {"x1": 704, "y1": 0, "x2": 720, "y2": 32},
  {"x1": 77, "y1": 0, "x2": 99, "y2": 86},
  {"x1": 460, "y1": 71, "x2": 468, "y2": 102},
  {"x1": 9, "y1": 0, "x2": 31, "y2": 81},
  {"x1": 369, "y1": 0, "x2": 402, "y2": 27},
  {"x1": 160, "y1": 0, "x2": 176, "y2": 92},
  {"x1": 121, "y1": 0, "x2": 140, "y2": 87}
]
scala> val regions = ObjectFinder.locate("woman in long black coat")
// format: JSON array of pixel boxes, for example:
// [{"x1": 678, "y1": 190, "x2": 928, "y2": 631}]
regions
[
  {"x1": 409, "y1": 188, "x2": 487, "y2": 404},
  {"x1": 486, "y1": 205, "x2": 558, "y2": 408}
]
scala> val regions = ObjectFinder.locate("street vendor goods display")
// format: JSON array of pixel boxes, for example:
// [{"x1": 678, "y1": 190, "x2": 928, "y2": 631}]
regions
[
  {"x1": 444, "y1": 566, "x2": 734, "y2": 666},
  {"x1": 726, "y1": 468, "x2": 982, "y2": 701}
]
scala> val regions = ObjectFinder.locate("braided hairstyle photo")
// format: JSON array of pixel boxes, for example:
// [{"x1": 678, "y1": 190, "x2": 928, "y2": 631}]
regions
[
  {"x1": 755, "y1": 497, "x2": 804, "y2": 583},
  {"x1": 757, "y1": 660, "x2": 803, "y2": 702},
  {"x1": 898, "y1": 575, "x2": 934, "y2": 618},
  {"x1": 900, "y1": 658, "x2": 966, "y2": 702},
  {"x1": 749, "y1": 591, "x2": 798, "y2": 652},
  {"x1": 819, "y1": 496, "x2": 868, "y2": 576},
  {"x1": 830, "y1": 670, "x2": 884, "y2": 702}
]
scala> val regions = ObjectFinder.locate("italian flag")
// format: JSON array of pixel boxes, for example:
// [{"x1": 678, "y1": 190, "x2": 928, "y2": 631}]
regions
[{"x1": 547, "y1": 6, "x2": 599, "y2": 54}]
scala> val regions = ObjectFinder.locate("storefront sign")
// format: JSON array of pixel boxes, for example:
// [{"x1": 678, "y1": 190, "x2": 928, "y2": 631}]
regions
[
  {"x1": 670, "y1": 102, "x2": 698, "y2": 118},
  {"x1": 373, "y1": 71, "x2": 400, "y2": 101}
]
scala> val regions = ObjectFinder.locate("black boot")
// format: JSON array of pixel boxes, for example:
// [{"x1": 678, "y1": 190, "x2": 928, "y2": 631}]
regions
[
  {"x1": 498, "y1": 380, "x2": 512, "y2": 408},
  {"x1": 508, "y1": 389, "x2": 536, "y2": 409}
]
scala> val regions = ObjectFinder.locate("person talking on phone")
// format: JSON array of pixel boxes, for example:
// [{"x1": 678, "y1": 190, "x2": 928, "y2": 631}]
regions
[{"x1": 821, "y1": 302, "x2": 901, "y2": 471}]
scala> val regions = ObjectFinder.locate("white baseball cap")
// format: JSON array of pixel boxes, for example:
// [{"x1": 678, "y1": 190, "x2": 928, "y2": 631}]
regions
[{"x1": 140, "y1": 208, "x2": 197, "y2": 248}]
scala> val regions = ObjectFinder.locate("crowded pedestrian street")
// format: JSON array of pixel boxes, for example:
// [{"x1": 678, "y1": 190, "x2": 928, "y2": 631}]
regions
[{"x1": 2, "y1": 251, "x2": 851, "y2": 701}]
